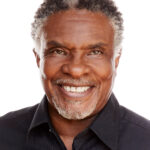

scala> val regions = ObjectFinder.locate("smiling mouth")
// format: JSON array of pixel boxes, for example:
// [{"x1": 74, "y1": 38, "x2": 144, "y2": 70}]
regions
[
  {"x1": 63, "y1": 86, "x2": 90, "y2": 92},
  {"x1": 58, "y1": 84, "x2": 95, "y2": 98}
]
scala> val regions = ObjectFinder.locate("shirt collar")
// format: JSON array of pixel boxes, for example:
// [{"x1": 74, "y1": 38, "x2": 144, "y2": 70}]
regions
[
  {"x1": 28, "y1": 94, "x2": 120, "y2": 150},
  {"x1": 90, "y1": 93, "x2": 120, "y2": 150},
  {"x1": 28, "y1": 95, "x2": 52, "y2": 134}
]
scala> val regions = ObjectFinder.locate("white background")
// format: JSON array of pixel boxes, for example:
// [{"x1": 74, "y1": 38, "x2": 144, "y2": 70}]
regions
[{"x1": 0, "y1": 0, "x2": 150, "y2": 119}]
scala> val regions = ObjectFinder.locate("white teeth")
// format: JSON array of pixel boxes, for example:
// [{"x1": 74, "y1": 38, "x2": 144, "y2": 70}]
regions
[
  {"x1": 66, "y1": 86, "x2": 70, "y2": 91},
  {"x1": 77, "y1": 87, "x2": 82, "y2": 92},
  {"x1": 63, "y1": 86, "x2": 90, "y2": 93},
  {"x1": 71, "y1": 87, "x2": 76, "y2": 92}
]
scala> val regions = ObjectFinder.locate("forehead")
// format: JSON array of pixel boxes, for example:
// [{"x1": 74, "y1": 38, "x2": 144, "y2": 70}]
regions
[{"x1": 41, "y1": 9, "x2": 114, "y2": 48}]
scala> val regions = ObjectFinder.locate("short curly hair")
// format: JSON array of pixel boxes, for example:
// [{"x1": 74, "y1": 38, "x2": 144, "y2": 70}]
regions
[{"x1": 32, "y1": 0, "x2": 123, "y2": 55}]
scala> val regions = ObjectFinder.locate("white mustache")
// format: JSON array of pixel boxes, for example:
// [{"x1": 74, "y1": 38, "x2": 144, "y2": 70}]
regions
[{"x1": 53, "y1": 78, "x2": 96, "y2": 86}]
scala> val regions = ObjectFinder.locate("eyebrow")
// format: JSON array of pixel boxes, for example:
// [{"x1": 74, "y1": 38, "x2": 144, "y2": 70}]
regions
[
  {"x1": 47, "y1": 40, "x2": 107, "y2": 50},
  {"x1": 47, "y1": 40, "x2": 68, "y2": 48},
  {"x1": 85, "y1": 42, "x2": 108, "y2": 50}
]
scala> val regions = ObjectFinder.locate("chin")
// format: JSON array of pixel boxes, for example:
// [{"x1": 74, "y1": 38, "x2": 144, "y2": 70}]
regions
[{"x1": 50, "y1": 96, "x2": 98, "y2": 120}]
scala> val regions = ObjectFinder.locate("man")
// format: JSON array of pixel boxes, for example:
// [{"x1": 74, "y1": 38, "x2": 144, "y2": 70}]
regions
[{"x1": 0, "y1": 0, "x2": 150, "y2": 149}]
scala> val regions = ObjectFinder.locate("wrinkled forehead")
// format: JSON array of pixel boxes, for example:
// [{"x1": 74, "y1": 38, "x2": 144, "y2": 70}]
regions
[
  {"x1": 40, "y1": 9, "x2": 114, "y2": 46},
  {"x1": 46, "y1": 9, "x2": 110, "y2": 22},
  {"x1": 43, "y1": 9, "x2": 113, "y2": 31}
]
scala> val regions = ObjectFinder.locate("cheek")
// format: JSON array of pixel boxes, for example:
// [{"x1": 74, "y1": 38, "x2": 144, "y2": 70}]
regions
[
  {"x1": 39, "y1": 58, "x2": 62, "y2": 79},
  {"x1": 90, "y1": 59, "x2": 115, "y2": 81},
  {"x1": 40, "y1": 58, "x2": 62, "y2": 99}
]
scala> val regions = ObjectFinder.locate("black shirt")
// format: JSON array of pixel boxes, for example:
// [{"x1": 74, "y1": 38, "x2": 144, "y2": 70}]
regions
[{"x1": 0, "y1": 94, "x2": 150, "y2": 150}]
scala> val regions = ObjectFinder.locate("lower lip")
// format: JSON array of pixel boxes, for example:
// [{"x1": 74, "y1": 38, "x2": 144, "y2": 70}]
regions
[{"x1": 58, "y1": 86, "x2": 94, "y2": 98}]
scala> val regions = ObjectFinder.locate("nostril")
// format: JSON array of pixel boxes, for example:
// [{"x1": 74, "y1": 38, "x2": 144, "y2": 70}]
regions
[
  {"x1": 61, "y1": 64, "x2": 70, "y2": 75},
  {"x1": 61, "y1": 63, "x2": 90, "y2": 78}
]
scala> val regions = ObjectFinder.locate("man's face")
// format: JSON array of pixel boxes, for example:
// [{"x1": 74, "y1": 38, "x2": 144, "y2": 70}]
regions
[{"x1": 35, "y1": 9, "x2": 120, "y2": 120}]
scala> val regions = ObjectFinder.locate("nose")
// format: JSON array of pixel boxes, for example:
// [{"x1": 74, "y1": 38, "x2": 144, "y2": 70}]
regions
[{"x1": 61, "y1": 56, "x2": 90, "y2": 78}]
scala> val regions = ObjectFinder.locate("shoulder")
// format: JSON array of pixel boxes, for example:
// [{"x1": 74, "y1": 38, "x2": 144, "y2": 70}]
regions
[
  {"x1": 0, "y1": 104, "x2": 38, "y2": 128},
  {"x1": 119, "y1": 105, "x2": 150, "y2": 149},
  {"x1": 0, "y1": 104, "x2": 38, "y2": 131},
  {"x1": 120, "y1": 106, "x2": 150, "y2": 130},
  {"x1": 0, "y1": 104, "x2": 38, "y2": 148}
]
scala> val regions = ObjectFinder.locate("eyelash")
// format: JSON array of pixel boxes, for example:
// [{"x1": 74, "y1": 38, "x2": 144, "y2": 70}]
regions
[
  {"x1": 88, "y1": 49, "x2": 103, "y2": 55},
  {"x1": 48, "y1": 48, "x2": 67, "y2": 55},
  {"x1": 45, "y1": 48, "x2": 104, "y2": 57}
]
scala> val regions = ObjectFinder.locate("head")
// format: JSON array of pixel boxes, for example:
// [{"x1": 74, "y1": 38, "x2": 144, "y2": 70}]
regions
[{"x1": 32, "y1": 0, "x2": 123, "y2": 120}]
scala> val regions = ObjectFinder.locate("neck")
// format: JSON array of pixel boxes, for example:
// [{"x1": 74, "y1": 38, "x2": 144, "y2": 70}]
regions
[
  {"x1": 49, "y1": 106, "x2": 96, "y2": 149},
  {"x1": 49, "y1": 106, "x2": 95, "y2": 137}
]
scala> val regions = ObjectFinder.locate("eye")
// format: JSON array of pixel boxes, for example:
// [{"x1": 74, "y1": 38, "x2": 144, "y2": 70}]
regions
[
  {"x1": 49, "y1": 48, "x2": 67, "y2": 55},
  {"x1": 88, "y1": 49, "x2": 103, "y2": 55}
]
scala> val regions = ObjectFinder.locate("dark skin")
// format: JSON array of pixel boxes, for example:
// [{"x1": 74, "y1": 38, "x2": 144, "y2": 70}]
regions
[{"x1": 34, "y1": 9, "x2": 121, "y2": 150}]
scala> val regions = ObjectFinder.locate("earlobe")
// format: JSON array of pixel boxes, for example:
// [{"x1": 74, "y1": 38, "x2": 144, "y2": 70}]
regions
[
  {"x1": 115, "y1": 49, "x2": 122, "y2": 68},
  {"x1": 33, "y1": 48, "x2": 40, "y2": 68}
]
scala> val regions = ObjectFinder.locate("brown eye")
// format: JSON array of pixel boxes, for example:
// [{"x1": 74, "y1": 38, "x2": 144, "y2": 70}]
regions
[
  {"x1": 50, "y1": 49, "x2": 67, "y2": 55},
  {"x1": 88, "y1": 50, "x2": 103, "y2": 55}
]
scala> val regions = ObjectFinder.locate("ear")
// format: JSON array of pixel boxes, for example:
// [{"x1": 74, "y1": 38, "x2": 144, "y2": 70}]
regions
[
  {"x1": 115, "y1": 49, "x2": 122, "y2": 68},
  {"x1": 33, "y1": 48, "x2": 40, "y2": 68}
]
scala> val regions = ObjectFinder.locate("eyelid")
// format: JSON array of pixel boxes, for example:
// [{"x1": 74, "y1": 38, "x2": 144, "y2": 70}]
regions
[
  {"x1": 46, "y1": 47, "x2": 68, "y2": 56},
  {"x1": 87, "y1": 48, "x2": 104, "y2": 55}
]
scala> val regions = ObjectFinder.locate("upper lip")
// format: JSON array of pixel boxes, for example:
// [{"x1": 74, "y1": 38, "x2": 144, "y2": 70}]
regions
[
  {"x1": 58, "y1": 83, "x2": 94, "y2": 87},
  {"x1": 53, "y1": 78, "x2": 96, "y2": 87}
]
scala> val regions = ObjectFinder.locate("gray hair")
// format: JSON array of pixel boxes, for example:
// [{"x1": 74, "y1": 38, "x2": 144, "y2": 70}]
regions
[{"x1": 31, "y1": 0, "x2": 123, "y2": 55}]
